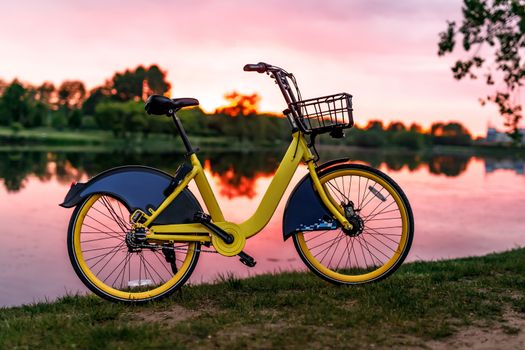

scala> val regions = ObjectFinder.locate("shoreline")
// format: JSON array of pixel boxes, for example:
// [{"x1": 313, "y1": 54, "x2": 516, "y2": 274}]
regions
[
  {"x1": 1, "y1": 248, "x2": 524, "y2": 348},
  {"x1": 1, "y1": 127, "x2": 524, "y2": 156}
]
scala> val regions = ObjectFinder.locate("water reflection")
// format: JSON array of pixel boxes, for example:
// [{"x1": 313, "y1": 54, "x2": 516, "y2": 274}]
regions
[
  {"x1": 204, "y1": 153, "x2": 279, "y2": 199},
  {"x1": 1, "y1": 148, "x2": 524, "y2": 307},
  {"x1": 0, "y1": 149, "x2": 522, "y2": 194},
  {"x1": 485, "y1": 158, "x2": 525, "y2": 175}
]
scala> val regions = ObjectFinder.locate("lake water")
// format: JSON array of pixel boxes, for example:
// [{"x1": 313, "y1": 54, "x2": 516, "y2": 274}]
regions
[{"x1": 0, "y1": 147, "x2": 524, "y2": 307}]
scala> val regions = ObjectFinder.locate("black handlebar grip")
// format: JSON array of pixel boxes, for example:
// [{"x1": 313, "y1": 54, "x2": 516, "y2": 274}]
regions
[{"x1": 243, "y1": 62, "x2": 268, "y2": 73}]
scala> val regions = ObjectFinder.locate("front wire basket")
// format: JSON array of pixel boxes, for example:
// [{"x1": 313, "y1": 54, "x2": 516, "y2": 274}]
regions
[{"x1": 291, "y1": 93, "x2": 354, "y2": 134}]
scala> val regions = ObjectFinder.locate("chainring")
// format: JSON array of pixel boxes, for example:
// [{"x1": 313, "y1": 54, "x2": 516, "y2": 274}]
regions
[{"x1": 211, "y1": 222, "x2": 246, "y2": 256}]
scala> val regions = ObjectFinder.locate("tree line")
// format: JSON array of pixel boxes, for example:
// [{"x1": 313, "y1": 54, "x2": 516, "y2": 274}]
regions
[
  {"x1": 0, "y1": 64, "x2": 473, "y2": 148},
  {"x1": 331, "y1": 119, "x2": 473, "y2": 150},
  {"x1": 0, "y1": 65, "x2": 288, "y2": 143}
]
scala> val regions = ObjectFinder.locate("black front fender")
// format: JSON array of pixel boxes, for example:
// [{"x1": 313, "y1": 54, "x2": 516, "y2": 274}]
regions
[
  {"x1": 59, "y1": 165, "x2": 201, "y2": 225},
  {"x1": 282, "y1": 158, "x2": 350, "y2": 240}
]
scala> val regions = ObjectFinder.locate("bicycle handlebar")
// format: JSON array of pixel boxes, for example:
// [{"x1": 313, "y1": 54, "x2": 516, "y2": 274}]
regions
[
  {"x1": 243, "y1": 62, "x2": 269, "y2": 73},
  {"x1": 243, "y1": 61, "x2": 304, "y2": 132}
]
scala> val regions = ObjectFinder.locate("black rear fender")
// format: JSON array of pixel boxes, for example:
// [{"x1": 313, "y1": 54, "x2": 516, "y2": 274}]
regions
[{"x1": 59, "y1": 166, "x2": 201, "y2": 225}]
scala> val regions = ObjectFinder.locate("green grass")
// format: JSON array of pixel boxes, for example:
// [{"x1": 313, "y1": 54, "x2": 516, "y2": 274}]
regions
[
  {"x1": 1, "y1": 249, "x2": 524, "y2": 349},
  {"x1": 0, "y1": 127, "x2": 285, "y2": 152},
  {"x1": 0, "y1": 127, "x2": 113, "y2": 144},
  {"x1": 1, "y1": 127, "x2": 522, "y2": 157}
]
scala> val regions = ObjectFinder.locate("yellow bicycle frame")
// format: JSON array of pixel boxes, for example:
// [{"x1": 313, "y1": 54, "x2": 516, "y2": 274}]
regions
[{"x1": 142, "y1": 132, "x2": 351, "y2": 244}]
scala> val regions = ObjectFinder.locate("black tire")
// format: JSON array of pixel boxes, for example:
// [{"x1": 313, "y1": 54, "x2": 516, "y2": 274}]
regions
[
  {"x1": 292, "y1": 163, "x2": 414, "y2": 285},
  {"x1": 67, "y1": 194, "x2": 200, "y2": 303}
]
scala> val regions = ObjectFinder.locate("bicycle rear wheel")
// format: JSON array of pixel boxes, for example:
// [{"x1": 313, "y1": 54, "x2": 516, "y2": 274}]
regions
[
  {"x1": 67, "y1": 194, "x2": 200, "y2": 303},
  {"x1": 293, "y1": 164, "x2": 414, "y2": 284}
]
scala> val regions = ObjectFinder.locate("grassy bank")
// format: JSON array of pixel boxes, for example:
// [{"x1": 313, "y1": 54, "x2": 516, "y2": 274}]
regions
[
  {"x1": 0, "y1": 127, "x2": 285, "y2": 152},
  {"x1": 1, "y1": 127, "x2": 523, "y2": 156},
  {"x1": 1, "y1": 249, "x2": 524, "y2": 349}
]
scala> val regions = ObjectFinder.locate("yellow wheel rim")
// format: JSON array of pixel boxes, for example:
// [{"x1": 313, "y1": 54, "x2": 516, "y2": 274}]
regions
[
  {"x1": 72, "y1": 194, "x2": 198, "y2": 301},
  {"x1": 296, "y1": 167, "x2": 410, "y2": 283}
]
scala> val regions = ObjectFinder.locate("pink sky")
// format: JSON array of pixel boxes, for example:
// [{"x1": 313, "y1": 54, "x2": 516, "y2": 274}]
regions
[{"x1": 0, "y1": 0, "x2": 513, "y2": 136}]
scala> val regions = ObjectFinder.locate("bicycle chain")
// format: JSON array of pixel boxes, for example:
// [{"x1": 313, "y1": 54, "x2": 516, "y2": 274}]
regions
[
  {"x1": 173, "y1": 246, "x2": 219, "y2": 254},
  {"x1": 130, "y1": 241, "x2": 220, "y2": 254},
  {"x1": 131, "y1": 224, "x2": 226, "y2": 256}
]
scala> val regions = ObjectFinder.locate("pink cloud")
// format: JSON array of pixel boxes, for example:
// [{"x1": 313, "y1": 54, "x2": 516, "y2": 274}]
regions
[{"x1": 0, "y1": 0, "x2": 507, "y2": 135}]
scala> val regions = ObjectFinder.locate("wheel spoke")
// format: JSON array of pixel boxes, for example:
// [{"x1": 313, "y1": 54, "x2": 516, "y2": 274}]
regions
[
  {"x1": 309, "y1": 233, "x2": 343, "y2": 252},
  {"x1": 139, "y1": 252, "x2": 158, "y2": 286},
  {"x1": 152, "y1": 249, "x2": 177, "y2": 275},
  {"x1": 359, "y1": 183, "x2": 381, "y2": 211},
  {"x1": 104, "y1": 252, "x2": 131, "y2": 284},
  {"x1": 315, "y1": 233, "x2": 345, "y2": 262},
  {"x1": 358, "y1": 235, "x2": 384, "y2": 266},
  {"x1": 335, "y1": 236, "x2": 350, "y2": 270},
  {"x1": 360, "y1": 208, "x2": 398, "y2": 219},
  {"x1": 116, "y1": 253, "x2": 131, "y2": 289},
  {"x1": 95, "y1": 242, "x2": 126, "y2": 275},
  {"x1": 100, "y1": 196, "x2": 129, "y2": 232},
  {"x1": 84, "y1": 216, "x2": 124, "y2": 237},
  {"x1": 327, "y1": 232, "x2": 344, "y2": 268},
  {"x1": 363, "y1": 226, "x2": 401, "y2": 244},
  {"x1": 327, "y1": 181, "x2": 347, "y2": 203},
  {"x1": 81, "y1": 235, "x2": 122, "y2": 244},
  {"x1": 71, "y1": 194, "x2": 200, "y2": 301},
  {"x1": 142, "y1": 252, "x2": 168, "y2": 284},
  {"x1": 359, "y1": 235, "x2": 390, "y2": 261},
  {"x1": 85, "y1": 245, "x2": 126, "y2": 263},
  {"x1": 358, "y1": 178, "x2": 370, "y2": 209},
  {"x1": 363, "y1": 200, "x2": 394, "y2": 223},
  {"x1": 304, "y1": 230, "x2": 330, "y2": 243},
  {"x1": 347, "y1": 175, "x2": 353, "y2": 203},
  {"x1": 295, "y1": 166, "x2": 412, "y2": 284}
]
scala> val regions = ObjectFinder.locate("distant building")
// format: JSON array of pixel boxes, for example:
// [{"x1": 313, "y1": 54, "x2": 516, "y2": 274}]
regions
[
  {"x1": 485, "y1": 159, "x2": 525, "y2": 175},
  {"x1": 486, "y1": 127, "x2": 525, "y2": 144}
]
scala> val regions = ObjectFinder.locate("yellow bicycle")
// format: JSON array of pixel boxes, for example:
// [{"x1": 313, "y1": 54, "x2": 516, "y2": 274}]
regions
[{"x1": 61, "y1": 62, "x2": 414, "y2": 303}]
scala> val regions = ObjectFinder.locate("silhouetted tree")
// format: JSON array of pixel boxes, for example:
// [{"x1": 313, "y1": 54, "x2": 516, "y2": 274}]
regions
[
  {"x1": 215, "y1": 91, "x2": 261, "y2": 117},
  {"x1": 386, "y1": 121, "x2": 406, "y2": 132},
  {"x1": 94, "y1": 100, "x2": 152, "y2": 137},
  {"x1": 365, "y1": 120, "x2": 384, "y2": 131},
  {"x1": 0, "y1": 79, "x2": 8, "y2": 95},
  {"x1": 57, "y1": 80, "x2": 86, "y2": 128},
  {"x1": 438, "y1": 0, "x2": 525, "y2": 143},
  {"x1": 34, "y1": 82, "x2": 56, "y2": 107},
  {"x1": 82, "y1": 84, "x2": 112, "y2": 116},
  {"x1": 0, "y1": 80, "x2": 31, "y2": 126},
  {"x1": 145, "y1": 65, "x2": 171, "y2": 97},
  {"x1": 57, "y1": 81, "x2": 86, "y2": 110},
  {"x1": 409, "y1": 123, "x2": 423, "y2": 133},
  {"x1": 431, "y1": 121, "x2": 472, "y2": 146},
  {"x1": 112, "y1": 65, "x2": 171, "y2": 102},
  {"x1": 392, "y1": 131, "x2": 423, "y2": 149}
]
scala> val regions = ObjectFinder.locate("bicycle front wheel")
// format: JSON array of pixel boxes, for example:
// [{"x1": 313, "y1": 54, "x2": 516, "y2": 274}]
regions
[
  {"x1": 67, "y1": 194, "x2": 200, "y2": 303},
  {"x1": 293, "y1": 163, "x2": 414, "y2": 284}
]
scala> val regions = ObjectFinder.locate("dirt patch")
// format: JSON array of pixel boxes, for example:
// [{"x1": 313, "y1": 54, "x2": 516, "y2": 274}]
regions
[
  {"x1": 339, "y1": 299, "x2": 358, "y2": 311},
  {"x1": 123, "y1": 305, "x2": 200, "y2": 325},
  {"x1": 426, "y1": 312, "x2": 525, "y2": 350},
  {"x1": 201, "y1": 321, "x2": 292, "y2": 349}
]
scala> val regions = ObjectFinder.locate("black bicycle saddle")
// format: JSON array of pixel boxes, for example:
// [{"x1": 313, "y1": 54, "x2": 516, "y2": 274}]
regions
[{"x1": 145, "y1": 95, "x2": 199, "y2": 116}]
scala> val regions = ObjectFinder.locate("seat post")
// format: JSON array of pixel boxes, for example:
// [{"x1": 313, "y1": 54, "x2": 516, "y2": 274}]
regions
[{"x1": 171, "y1": 114, "x2": 195, "y2": 155}]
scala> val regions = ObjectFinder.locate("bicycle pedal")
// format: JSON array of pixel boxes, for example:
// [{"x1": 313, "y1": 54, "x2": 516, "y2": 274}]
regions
[{"x1": 238, "y1": 251, "x2": 256, "y2": 268}]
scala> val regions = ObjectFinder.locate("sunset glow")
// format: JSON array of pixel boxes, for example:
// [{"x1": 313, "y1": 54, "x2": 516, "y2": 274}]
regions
[{"x1": 0, "y1": 0, "x2": 515, "y2": 136}]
